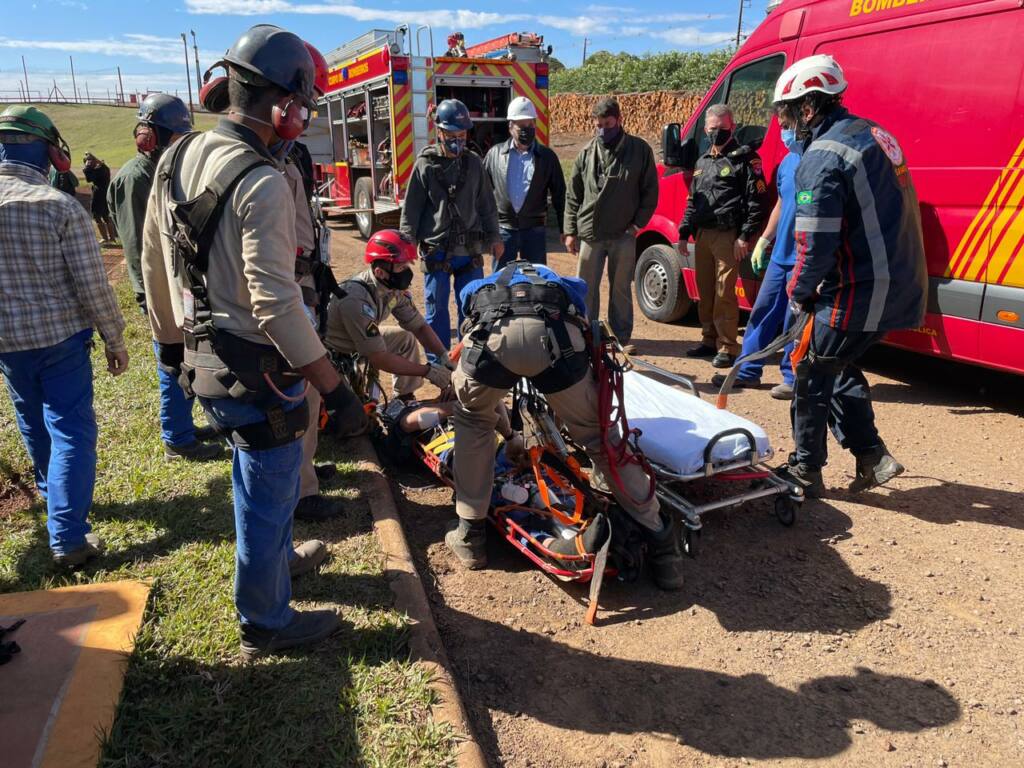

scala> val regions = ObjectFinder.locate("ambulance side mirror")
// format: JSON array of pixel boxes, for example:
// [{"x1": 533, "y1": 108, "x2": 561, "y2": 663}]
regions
[{"x1": 662, "y1": 123, "x2": 696, "y2": 171}]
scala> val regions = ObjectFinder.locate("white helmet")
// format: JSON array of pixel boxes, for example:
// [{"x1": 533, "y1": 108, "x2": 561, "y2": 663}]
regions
[
  {"x1": 773, "y1": 54, "x2": 847, "y2": 104},
  {"x1": 507, "y1": 96, "x2": 538, "y2": 121}
]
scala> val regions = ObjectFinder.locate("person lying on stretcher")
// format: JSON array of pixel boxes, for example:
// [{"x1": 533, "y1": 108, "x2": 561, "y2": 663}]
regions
[{"x1": 376, "y1": 397, "x2": 609, "y2": 561}]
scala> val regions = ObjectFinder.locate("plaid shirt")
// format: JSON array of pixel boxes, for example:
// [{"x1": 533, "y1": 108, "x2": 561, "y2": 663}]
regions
[{"x1": 0, "y1": 162, "x2": 126, "y2": 354}]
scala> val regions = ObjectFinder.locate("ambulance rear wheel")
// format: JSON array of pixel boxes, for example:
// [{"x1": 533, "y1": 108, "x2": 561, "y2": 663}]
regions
[
  {"x1": 354, "y1": 177, "x2": 376, "y2": 240},
  {"x1": 635, "y1": 244, "x2": 692, "y2": 323}
]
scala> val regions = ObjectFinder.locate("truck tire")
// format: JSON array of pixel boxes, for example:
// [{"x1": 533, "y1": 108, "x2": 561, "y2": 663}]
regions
[
  {"x1": 354, "y1": 176, "x2": 376, "y2": 240},
  {"x1": 634, "y1": 243, "x2": 692, "y2": 323}
]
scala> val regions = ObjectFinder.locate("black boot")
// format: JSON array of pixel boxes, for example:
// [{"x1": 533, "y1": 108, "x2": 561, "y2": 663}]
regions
[
  {"x1": 546, "y1": 513, "x2": 608, "y2": 562},
  {"x1": 644, "y1": 513, "x2": 686, "y2": 591},
  {"x1": 784, "y1": 463, "x2": 826, "y2": 498},
  {"x1": 239, "y1": 609, "x2": 341, "y2": 661},
  {"x1": 849, "y1": 447, "x2": 904, "y2": 492},
  {"x1": 444, "y1": 518, "x2": 487, "y2": 570}
]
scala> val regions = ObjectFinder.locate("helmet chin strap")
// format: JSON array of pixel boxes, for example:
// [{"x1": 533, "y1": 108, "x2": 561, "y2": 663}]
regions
[{"x1": 228, "y1": 110, "x2": 275, "y2": 129}]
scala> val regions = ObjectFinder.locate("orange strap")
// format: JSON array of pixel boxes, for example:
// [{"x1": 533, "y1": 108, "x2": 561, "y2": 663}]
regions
[
  {"x1": 528, "y1": 446, "x2": 586, "y2": 527},
  {"x1": 790, "y1": 317, "x2": 815, "y2": 371}
]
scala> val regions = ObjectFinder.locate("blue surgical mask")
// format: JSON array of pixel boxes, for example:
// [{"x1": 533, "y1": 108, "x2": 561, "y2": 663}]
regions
[{"x1": 781, "y1": 128, "x2": 803, "y2": 155}]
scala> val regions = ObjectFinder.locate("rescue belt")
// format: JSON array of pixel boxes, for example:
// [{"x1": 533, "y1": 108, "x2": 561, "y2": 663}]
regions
[
  {"x1": 461, "y1": 261, "x2": 589, "y2": 394},
  {"x1": 161, "y1": 131, "x2": 308, "y2": 449},
  {"x1": 420, "y1": 154, "x2": 484, "y2": 274},
  {"x1": 589, "y1": 321, "x2": 657, "y2": 508}
]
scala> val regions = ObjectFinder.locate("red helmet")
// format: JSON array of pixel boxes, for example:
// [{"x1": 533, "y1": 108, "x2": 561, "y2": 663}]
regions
[
  {"x1": 365, "y1": 229, "x2": 417, "y2": 264},
  {"x1": 304, "y1": 41, "x2": 329, "y2": 97}
]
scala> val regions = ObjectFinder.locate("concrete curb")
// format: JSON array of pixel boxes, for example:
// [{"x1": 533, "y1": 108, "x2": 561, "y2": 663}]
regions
[{"x1": 352, "y1": 436, "x2": 490, "y2": 768}]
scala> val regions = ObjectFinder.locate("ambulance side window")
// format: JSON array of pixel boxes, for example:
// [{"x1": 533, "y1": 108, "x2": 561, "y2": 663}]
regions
[{"x1": 725, "y1": 54, "x2": 786, "y2": 148}]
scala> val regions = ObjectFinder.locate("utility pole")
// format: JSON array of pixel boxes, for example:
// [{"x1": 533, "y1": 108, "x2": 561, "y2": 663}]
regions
[
  {"x1": 69, "y1": 56, "x2": 79, "y2": 102},
  {"x1": 21, "y1": 56, "x2": 30, "y2": 101},
  {"x1": 181, "y1": 32, "x2": 195, "y2": 116},
  {"x1": 582, "y1": 37, "x2": 589, "y2": 65},
  {"x1": 85, "y1": 82, "x2": 91, "y2": 103},
  {"x1": 736, "y1": 0, "x2": 746, "y2": 48},
  {"x1": 191, "y1": 30, "x2": 202, "y2": 103},
  {"x1": 117, "y1": 66, "x2": 125, "y2": 104}
]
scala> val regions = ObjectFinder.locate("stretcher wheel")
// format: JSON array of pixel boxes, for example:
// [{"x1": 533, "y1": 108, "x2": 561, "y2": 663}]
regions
[
  {"x1": 682, "y1": 527, "x2": 700, "y2": 558},
  {"x1": 774, "y1": 496, "x2": 797, "y2": 527}
]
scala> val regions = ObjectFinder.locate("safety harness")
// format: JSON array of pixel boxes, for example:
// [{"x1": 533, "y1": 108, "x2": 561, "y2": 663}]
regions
[
  {"x1": 420, "y1": 153, "x2": 484, "y2": 275},
  {"x1": 161, "y1": 131, "x2": 309, "y2": 450},
  {"x1": 462, "y1": 261, "x2": 589, "y2": 393}
]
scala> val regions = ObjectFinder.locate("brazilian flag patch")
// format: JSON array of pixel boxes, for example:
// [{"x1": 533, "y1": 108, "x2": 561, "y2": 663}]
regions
[{"x1": 797, "y1": 190, "x2": 814, "y2": 205}]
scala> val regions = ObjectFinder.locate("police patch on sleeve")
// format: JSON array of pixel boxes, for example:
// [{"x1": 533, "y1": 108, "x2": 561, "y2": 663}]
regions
[
  {"x1": 365, "y1": 321, "x2": 380, "y2": 338},
  {"x1": 360, "y1": 302, "x2": 376, "y2": 320},
  {"x1": 756, "y1": 180, "x2": 767, "y2": 194},
  {"x1": 750, "y1": 158, "x2": 764, "y2": 176},
  {"x1": 871, "y1": 127, "x2": 905, "y2": 167}
]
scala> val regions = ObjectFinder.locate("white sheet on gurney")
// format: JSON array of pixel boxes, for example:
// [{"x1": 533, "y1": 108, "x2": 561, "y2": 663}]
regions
[{"x1": 622, "y1": 370, "x2": 771, "y2": 475}]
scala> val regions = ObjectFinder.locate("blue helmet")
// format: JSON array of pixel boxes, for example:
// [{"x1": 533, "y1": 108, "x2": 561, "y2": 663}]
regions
[
  {"x1": 137, "y1": 93, "x2": 192, "y2": 134},
  {"x1": 435, "y1": 99, "x2": 472, "y2": 132}
]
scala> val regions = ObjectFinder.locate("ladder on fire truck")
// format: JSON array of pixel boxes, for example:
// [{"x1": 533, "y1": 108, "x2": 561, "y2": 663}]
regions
[{"x1": 409, "y1": 25, "x2": 434, "y2": 158}]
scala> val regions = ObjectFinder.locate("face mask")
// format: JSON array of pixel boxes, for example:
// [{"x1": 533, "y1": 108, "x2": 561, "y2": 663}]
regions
[
  {"x1": 708, "y1": 127, "x2": 732, "y2": 146},
  {"x1": 443, "y1": 136, "x2": 465, "y2": 156},
  {"x1": 0, "y1": 140, "x2": 51, "y2": 174},
  {"x1": 269, "y1": 138, "x2": 294, "y2": 160},
  {"x1": 781, "y1": 128, "x2": 803, "y2": 154},
  {"x1": 516, "y1": 126, "x2": 536, "y2": 145},
  {"x1": 597, "y1": 124, "x2": 621, "y2": 146},
  {"x1": 380, "y1": 266, "x2": 414, "y2": 291}
]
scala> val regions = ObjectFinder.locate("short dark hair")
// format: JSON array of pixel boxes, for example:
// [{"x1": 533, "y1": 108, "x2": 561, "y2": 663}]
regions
[
  {"x1": 592, "y1": 97, "x2": 621, "y2": 119},
  {"x1": 227, "y1": 70, "x2": 287, "y2": 113}
]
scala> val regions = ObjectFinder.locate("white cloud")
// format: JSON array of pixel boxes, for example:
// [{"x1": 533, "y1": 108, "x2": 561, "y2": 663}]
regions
[
  {"x1": 636, "y1": 12, "x2": 726, "y2": 23},
  {"x1": 0, "y1": 34, "x2": 220, "y2": 66},
  {"x1": 652, "y1": 27, "x2": 735, "y2": 47}
]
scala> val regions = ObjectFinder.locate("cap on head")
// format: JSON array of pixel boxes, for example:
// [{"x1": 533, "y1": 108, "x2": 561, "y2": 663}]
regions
[
  {"x1": 0, "y1": 104, "x2": 61, "y2": 146},
  {"x1": 507, "y1": 96, "x2": 538, "y2": 121},
  {"x1": 137, "y1": 93, "x2": 192, "y2": 134},
  {"x1": 434, "y1": 99, "x2": 473, "y2": 132},
  {"x1": 365, "y1": 229, "x2": 417, "y2": 265},
  {"x1": 773, "y1": 54, "x2": 847, "y2": 105}
]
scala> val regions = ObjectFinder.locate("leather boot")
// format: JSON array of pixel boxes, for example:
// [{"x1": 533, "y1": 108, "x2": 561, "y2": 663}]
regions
[
  {"x1": 240, "y1": 609, "x2": 341, "y2": 661},
  {"x1": 289, "y1": 539, "x2": 328, "y2": 578},
  {"x1": 849, "y1": 447, "x2": 904, "y2": 493},
  {"x1": 444, "y1": 518, "x2": 487, "y2": 570},
  {"x1": 785, "y1": 463, "x2": 826, "y2": 498},
  {"x1": 644, "y1": 513, "x2": 686, "y2": 591}
]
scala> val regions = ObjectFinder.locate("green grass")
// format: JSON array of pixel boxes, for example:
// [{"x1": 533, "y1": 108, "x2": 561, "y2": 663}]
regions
[
  {"x1": 20, "y1": 103, "x2": 218, "y2": 169},
  {"x1": 0, "y1": 283, "x2": 457, "y2": 768}
]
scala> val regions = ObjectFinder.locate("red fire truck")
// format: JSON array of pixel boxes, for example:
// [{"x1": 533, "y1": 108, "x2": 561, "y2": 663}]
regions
[
  {"x1": 303, "y1": 27, "x2": 552, "y2": 239},
  {"x1": 642, "y1": 0, "x2": 1024, "y2": 375}
]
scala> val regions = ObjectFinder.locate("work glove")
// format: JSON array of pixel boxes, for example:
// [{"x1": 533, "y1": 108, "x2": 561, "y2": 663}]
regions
[
  {"x1": 751, "y1": 236, "x2": 772, "y2": 276},
  {"x1": 155, "y1": 342, "x2": 185, "y2": 377},
  {"x1": 323, "y1": 379, "x2": 369, "y2": 436},
  {"x1": 425, "y1": 362, "x2": 452, "y2": 389}
]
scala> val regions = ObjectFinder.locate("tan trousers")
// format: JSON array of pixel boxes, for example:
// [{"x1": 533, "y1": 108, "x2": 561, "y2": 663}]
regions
[
  {"x1": 452, "y1": 316, "x2": 660, "y2": 530},
  {"x1": 299, "y1": 385, "x2": 321, "y2": 499},
  {"x1": 576, "y1": 233, "x2": 636, "y2": 343},
  {"x1": 695, "y1": 228, "x2": 741, "y2": 355},
  {"x1": 382, "y1": 327, "x2": 425, "y2": 397}
]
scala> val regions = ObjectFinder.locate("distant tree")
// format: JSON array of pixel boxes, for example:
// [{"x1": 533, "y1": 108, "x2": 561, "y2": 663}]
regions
[
  {"x1": 549, "y1": 48, "x2": 734, "y2": 95},
  {"x1": 547, "y1": 56, "x2": 566, "y2": 74}
]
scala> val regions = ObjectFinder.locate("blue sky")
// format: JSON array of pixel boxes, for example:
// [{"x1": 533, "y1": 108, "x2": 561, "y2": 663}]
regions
[{"x1": 0, "y1": 0, "x2": 771, "y2": 101}]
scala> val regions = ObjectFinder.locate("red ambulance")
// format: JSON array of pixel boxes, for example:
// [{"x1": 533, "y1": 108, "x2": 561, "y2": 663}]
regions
[{"x1": 641, "y1": 0, "x2": 1024, "y2": 375}]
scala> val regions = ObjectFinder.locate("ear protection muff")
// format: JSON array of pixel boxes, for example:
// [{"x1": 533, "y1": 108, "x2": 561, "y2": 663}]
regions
[
  {"x1": 48, "y1": 141, "x2": 71, "y2": 173},
  {"x1": 271, "y1": 98, "x2": 310, "y2": 142},
  {"x1": 199, "y1": 64, "x2": 230, "y2": 113},
  {"x1": 134, "y1": 123, "x2": 157, "y2": 153}
]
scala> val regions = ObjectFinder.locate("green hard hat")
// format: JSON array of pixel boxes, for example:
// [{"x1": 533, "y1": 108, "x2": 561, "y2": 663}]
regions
[{"x1": 0, "y1": 105, "x2": 62, "y2": 146}]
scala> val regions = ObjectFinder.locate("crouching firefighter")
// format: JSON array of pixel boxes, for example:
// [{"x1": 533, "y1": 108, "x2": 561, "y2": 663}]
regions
[
  {"x1": 141, "y1": 23, "x2": 368, "y2": 660},
  {"x1": 449, "y1": 260, "x2": 686, "y2": 590},
  {"x1": 324, "y1": 229, "x2": 455, "y2": 401},
  {"x1": 399, "y1": 99, "x2": 503, "y2": 354}
]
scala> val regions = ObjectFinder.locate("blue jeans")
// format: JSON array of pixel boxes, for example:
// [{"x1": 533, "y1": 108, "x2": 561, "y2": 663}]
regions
[
  {"x1": 737, "y1": 260, "x2": 796, "y2": 385},
  {"x1": 201, "y1": 384, "x2": 305, "y2": 630},
  {"x1": 423, "y1": 251, "x2": 484, "y2": 351},
  {"x1": 0, "y1": 329, "x2": 97, "y2": 554},
  {"x1": 151, "y1": 341, "x2": 197, "y2": 448},
  {"x1": 494, "y1": 226, "x2": 548, "y2": 271},
  {"x1": 791, "y1": 324, "x2": 883, "y2": 470}
]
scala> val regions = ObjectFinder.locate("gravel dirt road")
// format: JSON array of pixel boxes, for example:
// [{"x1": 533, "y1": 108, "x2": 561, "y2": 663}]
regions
[{"x1": 324, "y1": 202, "x2": 1023, "y2": 768}]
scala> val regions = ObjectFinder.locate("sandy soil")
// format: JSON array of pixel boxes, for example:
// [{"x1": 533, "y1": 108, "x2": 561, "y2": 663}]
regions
[{"x1": 324, "y1": 208, "x2": 1024, "y2": 768}]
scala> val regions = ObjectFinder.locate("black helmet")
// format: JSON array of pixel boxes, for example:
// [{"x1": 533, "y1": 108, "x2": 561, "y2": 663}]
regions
[
  {"x1": 222, "y1": 24, "x2": 316, "y2": 108},
  {"x1": 435, "y1": 99, "x2": 472, "y2": 132},
  {"x1": 137, "y1": 93, "x2": 191, "y2": 134}
]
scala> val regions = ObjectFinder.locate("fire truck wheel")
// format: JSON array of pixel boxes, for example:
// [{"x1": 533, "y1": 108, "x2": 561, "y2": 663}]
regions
[
  {"x1": 635, "y1": 244, "x2": 692, "y2": 323},
  {"x1": 354, "y1": 176, "x2": 377, "y2": 240}
]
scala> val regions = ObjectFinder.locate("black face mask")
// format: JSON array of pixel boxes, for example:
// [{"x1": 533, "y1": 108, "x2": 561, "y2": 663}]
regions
[
  {"x1": 516, "y1": 126, "x2": 536, "y2": 145},
  {"x1": 380, "y1": 266, "x2": 414, "y2": 291},
  {"x1": 708, "y1": 127, "x2": 732, "y2": 147}
]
